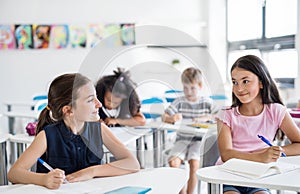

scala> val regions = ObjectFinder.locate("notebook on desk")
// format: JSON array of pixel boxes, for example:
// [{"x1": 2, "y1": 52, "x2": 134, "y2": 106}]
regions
[
  {"x1": 219, "y1": 158, "x2": 300, "y2": 179},
  {"x1": 104, "y1": 186, "x2": 151, "y2": 194}
]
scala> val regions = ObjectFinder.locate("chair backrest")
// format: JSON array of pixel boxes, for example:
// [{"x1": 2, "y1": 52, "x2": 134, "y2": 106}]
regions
[
  {"x1": 140, "y1": 97, "x2": 166, "y2": 119},
  {"x1": 34, "y1": 99, "x2": 48, "y2": 112},
  {"x1": 164, "y1": 90, "x2": 183, "y2": 103},
  {"x1": 32, "y1": 95, "x2": 47, "y2": 101},
  {"x1": 199, "y1": 131, "x2": 219, "y2": 168}
]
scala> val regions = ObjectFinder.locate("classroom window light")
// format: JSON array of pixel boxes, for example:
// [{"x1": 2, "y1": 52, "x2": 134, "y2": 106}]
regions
[{"x1": 265, "y1": 0, "x2": 297, "y2": 38}]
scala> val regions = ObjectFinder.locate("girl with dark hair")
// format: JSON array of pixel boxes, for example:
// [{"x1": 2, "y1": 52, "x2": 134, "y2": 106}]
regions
[
  {"x1": 8, "y1": 73, "x2": 140, "y2": 189},
  {"x1": 95, "y1": 68, "x2": 146, "y2": 127},
  {"x1": 216, "y1": 55, "x2": 300, "y2": 194}
]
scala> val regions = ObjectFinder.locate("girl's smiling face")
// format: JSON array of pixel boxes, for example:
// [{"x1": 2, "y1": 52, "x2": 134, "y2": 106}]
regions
[
  {"x1": 72, "y1": 82, "x2": 102, "y2": 122},
  {"x1": 231, "y1": 67, "x2": 263, "y2": 104}
]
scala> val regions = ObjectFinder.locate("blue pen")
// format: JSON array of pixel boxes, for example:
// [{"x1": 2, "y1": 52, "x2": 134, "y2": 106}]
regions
[
  {"x1": 38, "y1": 158, "x2": 68, "y2": 183},
  {"x1": 257, "y1": 135, "x2": 286, "y2": 157},
  {"x1": 38, "y1": 158, "x2": 53, "y2": 171}
]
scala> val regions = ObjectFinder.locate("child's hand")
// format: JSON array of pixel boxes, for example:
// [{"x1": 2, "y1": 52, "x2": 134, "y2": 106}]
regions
[
  {"x1": 259, "y1": 146, "x2": 284, "y2": 163},
  {"x1": 66, "y1": 168, "x2": 93, "y2": 183},
  {"x1": 43, "y1": 169, "x2": 65, "y2": 189},
  {"x1": 104, "y1": 118, "x2": 118, "y2": 126},
  {"x1": 173, "y1": 113, "x2": 183, "y2": 122}
]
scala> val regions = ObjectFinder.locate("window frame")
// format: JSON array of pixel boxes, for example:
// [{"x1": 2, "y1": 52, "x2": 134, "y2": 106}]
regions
[{"x1": 226, "y1": 0, "x2": 297, "y2": 88}]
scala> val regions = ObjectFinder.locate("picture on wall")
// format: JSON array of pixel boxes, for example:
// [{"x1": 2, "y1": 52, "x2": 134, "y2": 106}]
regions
[
  {"x1": 87, "y1": 24, "x2": 105, "y2": 48},
  {"x1": 120, "y1": 23, "x2": 135, "y2": 46},
  {"x1": 0, "y1": 22, "x2": 136, "y2": 51},
  {"x1": 50, "y1": 25, "x2": 69, "y2": 49},
  {"x1": 103, "y1": 24, "x2": 122, "y2": 47},
  {"x1": 69, "y1": 25, "x2": 87, "y2": 48},
  {"x1": 33, "y1": 25, "x2": 51, "y2": 49},
  {"x1": 15, "y1": 24, "x2": 33, "y2": 49},
  {"x1": 0, "y1": 25, "x2": 15, "y2": 49}
]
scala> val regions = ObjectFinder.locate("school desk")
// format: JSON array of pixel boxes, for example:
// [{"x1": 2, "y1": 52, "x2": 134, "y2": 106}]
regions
[
  {"x1": 196, "y1": 155, "x2": 300, "y2": 194},
  {"x1": 0, "y1": 167, "x2": 188, "y2": 194},
  {"x1": 3, "y1": 101, "x2": 36, "y2": 112},
  {"x1": 138, "y1": 119, "x2": 217, "y2": 167},
  {"x1": 2, "y1": 110, "x2": 39, "y2": 165}
]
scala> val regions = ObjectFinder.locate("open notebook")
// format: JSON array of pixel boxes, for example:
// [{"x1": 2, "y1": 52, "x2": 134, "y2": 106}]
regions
[{"x1": 219, "y1": 158, "x2": 300, "y2": 179}]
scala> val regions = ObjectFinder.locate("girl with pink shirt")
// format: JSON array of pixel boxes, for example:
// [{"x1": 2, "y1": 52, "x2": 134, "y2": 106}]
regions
[{"x1": 216, "y1": 55, "x2": 300, "y2": 194}]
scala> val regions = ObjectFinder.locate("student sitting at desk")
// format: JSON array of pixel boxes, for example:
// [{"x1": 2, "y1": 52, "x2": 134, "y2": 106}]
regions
[
  {"x1": 95, "y1": 67, "x2": 146, "y2": 127},
  {"x1": 216, "y1": 55, "x2": 300, "y2": 194},
  {"x1": 8, "y1": 73, "x2": 140, "y2": 189},
  {"x1": 162, "y1": 67, "x2": 215, "y2": 194}
]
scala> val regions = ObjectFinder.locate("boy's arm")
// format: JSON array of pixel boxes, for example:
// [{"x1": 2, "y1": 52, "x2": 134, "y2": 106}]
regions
[{"x1": 162, "y1": 112, "x2": 182, "y2": 123}]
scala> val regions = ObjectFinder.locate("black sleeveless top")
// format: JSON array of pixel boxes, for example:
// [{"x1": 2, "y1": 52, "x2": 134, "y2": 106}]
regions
[{"x1": 36, "y1": 121, "x2": 104, "y2": 175}]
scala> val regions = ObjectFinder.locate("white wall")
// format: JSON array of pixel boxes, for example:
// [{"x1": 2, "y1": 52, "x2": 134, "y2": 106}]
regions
[{"x1": 0, "y1": 0, "x2": 227, "y2": 132}]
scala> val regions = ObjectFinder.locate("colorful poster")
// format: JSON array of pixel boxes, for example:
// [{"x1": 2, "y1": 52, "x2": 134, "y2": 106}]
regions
[
  {"x1": 120, "y1": 23, "x2": 135, "y2": 46},
  {"x1": 103, "y1": 24, "x2": 122, "y2": 47},
  {"x1": 15, "y1": 24, "x2": 33, "y2": 49},
  {"x1": 69, "y1": 25, "x2": 87, "y2": 48},
  {"x1": 0, "y1": 25, "x2": 15, "y2": 49},
  {"x1": 50, "y1": 25, "x2": 69, "y2": 49},
  {"x1": 87, "y1": 24, "x2": 105, "y2": 48},
  {"x1": 33, "y1": 25, "x2": 51, "y2": 49}
]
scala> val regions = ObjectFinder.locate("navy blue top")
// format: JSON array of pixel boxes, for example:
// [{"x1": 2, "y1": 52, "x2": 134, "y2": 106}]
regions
[{"x1": 36, "y1": 121, "x2": 104, "y2": 175}]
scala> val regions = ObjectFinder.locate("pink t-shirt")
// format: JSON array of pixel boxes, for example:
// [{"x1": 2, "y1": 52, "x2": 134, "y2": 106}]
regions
[{"x1": 215, "y1": 103, "x2": 286, "y2": 164}]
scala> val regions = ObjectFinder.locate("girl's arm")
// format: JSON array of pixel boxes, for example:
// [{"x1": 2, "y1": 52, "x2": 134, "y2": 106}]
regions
[
  {"x1": 116, "y1": 112, "x2": 146, "y2": 126},
  {"x1": 279, "y1": 112, "x2": 300, "y2": 155},
  {"x1": 8, "y1": 131, "x2": 65, "y2": 189},
  {"x1": 217, "y1": 119, "x2": 282, "y2": 163},
  {"x1": 66, "y1": 123, "x2": 140, "y2": 182}
]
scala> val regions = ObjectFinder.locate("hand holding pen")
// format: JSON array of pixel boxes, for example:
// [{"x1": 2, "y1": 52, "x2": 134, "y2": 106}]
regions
[
  {"x1": 257, "y1": 135, "x2": 286, "y2": 157},
  {"x1": 38, "y1": 158, "x2": 69, "y2": 184}
]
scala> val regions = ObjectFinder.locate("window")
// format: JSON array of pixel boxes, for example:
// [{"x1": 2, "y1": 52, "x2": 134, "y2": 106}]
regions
[{"x1": 227, "y1": 0, "x2": 298, "y2": 88}]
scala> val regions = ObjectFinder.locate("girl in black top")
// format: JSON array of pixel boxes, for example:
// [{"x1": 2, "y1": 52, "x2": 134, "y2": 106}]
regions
[{"x1": 8, "y1": 73, "x2": 140, "y2": 189}]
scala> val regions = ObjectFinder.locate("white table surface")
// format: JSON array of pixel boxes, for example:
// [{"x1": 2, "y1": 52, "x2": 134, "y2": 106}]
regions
[
  {"x1": 140, "y1": 119, "x2": 216, "y2": 135},
  {"x1": 3, "y1": 101, "x2": 36, "y2": 107},
  {"x1": 0, "y1": 167, "x2": 188, "y2": 194},
  {"x1": 9, "y1": 133, "x2": 34, "y2": 144},
  {"x1": 0, "y1": 133, "x2": 11, "y2": 143},
  {"x1": 3, "y1": 111, "x2": 39, "y2": 119},
  {"x1": 196, "y1": 155, "x2": 300, "y2": 192},
  {"x1": 109, "y1": 127, "x2": 150, "y2": 146}
]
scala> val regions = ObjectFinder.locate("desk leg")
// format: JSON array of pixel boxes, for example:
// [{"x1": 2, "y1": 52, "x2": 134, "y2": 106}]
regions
[
  {"x1": 104, "y1": 152, "x2": 110, "y2": 164},
  {"x1": 0, "y1": 142, "x2": 8, "y2": 185},
  {"x1": 207, "y1": 183, "x2": 222, "y2": 194},
  {"x1": 153, "y1": 128, "x2": 162, "y2": 168},
  {"x1": 8, "y1": 116, "x2": 16, "y2": 165},
  {"x1": 16, "y1": 143, "x2": 26, "y2": 158},
  {"x1": 136, "y1": 136, "x2": 145, "y2": 169}
]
